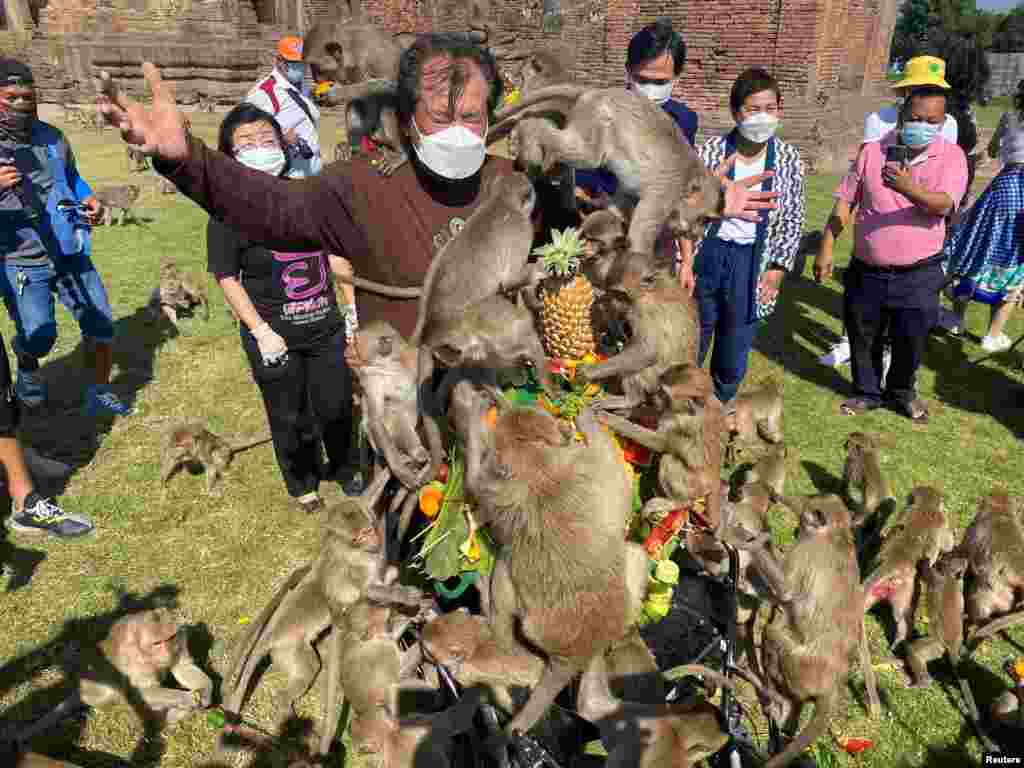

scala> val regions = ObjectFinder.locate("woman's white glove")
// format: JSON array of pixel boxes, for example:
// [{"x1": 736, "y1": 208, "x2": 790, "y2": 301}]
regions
[{"x1": 252, "y1": 321, "x2": 288, "y2": 366}]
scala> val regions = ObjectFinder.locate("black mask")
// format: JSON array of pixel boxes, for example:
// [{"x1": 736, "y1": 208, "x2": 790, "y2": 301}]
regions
[{"x1": 0, "y1": 92, "x2": 37, "y2": 142}]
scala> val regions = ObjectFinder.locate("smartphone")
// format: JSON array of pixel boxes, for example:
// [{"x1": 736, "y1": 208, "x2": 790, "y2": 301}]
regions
[{"x1": 885, "y1": 145, "x2": 910, "y2": 165}]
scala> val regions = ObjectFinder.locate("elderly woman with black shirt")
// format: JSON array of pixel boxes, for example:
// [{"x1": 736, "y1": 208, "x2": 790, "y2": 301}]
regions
[{"x1": 206, "y1": 103, "x2": 356, "y2": 513}]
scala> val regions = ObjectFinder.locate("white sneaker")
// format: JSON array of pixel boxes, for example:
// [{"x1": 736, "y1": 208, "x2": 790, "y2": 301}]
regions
[
  {"x1": 981, "y1": 334, "x2": 1012, "y2": 353},
  {"x1": 819, "y1": 337, "x2": 851, "y2": 366}
]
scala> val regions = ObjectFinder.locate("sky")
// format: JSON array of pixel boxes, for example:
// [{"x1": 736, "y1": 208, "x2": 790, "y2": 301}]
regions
[{"x1": 977, "y1": 0, "x2": 1019, "y2": 10}]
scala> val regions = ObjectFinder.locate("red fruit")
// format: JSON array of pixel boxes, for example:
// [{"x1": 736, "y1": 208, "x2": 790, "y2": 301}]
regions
[
  {"x1": 838, "y1": 737, "x2": 874, "y2": 755},
  {"x1": 437, "y1": 464, "x2": 450, "y2": 484}
]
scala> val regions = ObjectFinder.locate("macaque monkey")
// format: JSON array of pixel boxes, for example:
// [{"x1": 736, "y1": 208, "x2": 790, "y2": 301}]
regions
[
  {"x1": 159, "y1": 422, "x2": 272, "y2": 494},
  {"x1": 842, "y1": 432, "x2": 894, "y2": 529},
  {"x1": 745, "y1": 494, "x2": 879, "y2": 768},
  {"x1": 346, "y1": 687, "x2": 487, "y2": 768},
  {"x1": 453, "y1": 384, "x2": 647, "y2": 739},
  {"x1": 147, "y1": 259, "x2": 209, "y2": 325},
  {"x1": 313, "y1": 471, "x2": 430, "y2": 756},
  {"x1": 412, "y1": 172, "x2": 545, "y2": 475},
  {"x1": 10, "y1": 609, "x2": 213, "y2": 746},
  {"x1": 604, "y1": 627, "x2": 666, "y2": 704},
  {"x1": 350, "y1": 321, "x2": 431, "y2": 492},
  {"x1": 334, "y1": 593, "x2": 432, "y2": 719},
  {"x1": 303, "y1": 21, "x2": 409, "y2": 85},
  {"x1": 94, "y1": 184, "x2": 140, "y2": 226},
  {"x1": 862, "y1": 486, "x2": 955, "y2": 649},
  {"x1": 577, "y1": 653, "x2": 729, "y2": 768},
  {"x1": 685, "y1": 479, "x2": 776, "y2": 672},
  {"x1": 420, "y1": 608, "x2": 544, "y2": 715},
  {"x1": 599, "y1": 364, "x2": 722, "y2": 530},
  {"x1": 125, "y1": 146, "x2": 149, "y2": 172},
  {"x1": 427, "y1": 294, "x2": 551, "y2": 396},
  {"x1": 576, "y1": 249, "x2": 700, "y2": 412},
  {"x1": 904, "y1": 551, "x2": 999, "y2": 752},
  {"x1": 578, "y1": 209, "x2": 628, "y2": 290},
  {"x1": 491, "y1": 86, "x2": 725, "y2": 255},
  {"x1": 723, "y1": 381, "x2": 784, "y2": 466},
  {"x1": 739, "y1": 442, "x2": 788, "y2": 497},
  {"x1": 961, "y1": 491, "x2": 1024, "y2": 628},
  {"x1": 220, "y1": 563, "x2": 330, "y2": 735},
  {"x1": 346, "y1": 86, "x2": 407, "y2": 176}
]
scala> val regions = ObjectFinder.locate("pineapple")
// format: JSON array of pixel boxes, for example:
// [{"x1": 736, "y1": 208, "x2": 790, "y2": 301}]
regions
[{"x1": 532, "y1": 227, "x2": 596, "y2": 360}]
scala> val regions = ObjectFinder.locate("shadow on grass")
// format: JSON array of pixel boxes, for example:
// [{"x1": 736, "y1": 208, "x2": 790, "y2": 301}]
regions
[
  {"x1": 14, "y1": 306, "x2": 181, "y2": 482},
  {"x1": 927, "y1": 333, "x2": 1024, "y2": 440},
  {"x1": 759, "y1": 271, "x2": 1024, "y2": 438},
  {"x1": 0, "y1": 526, "x2": 45, "y2": 592},
  {"x1": 0, "y1": 583, "x2": 218, "y2": 768},
  {"x1": 753, "y1": 273, "x2": 851, "y2": 397}
]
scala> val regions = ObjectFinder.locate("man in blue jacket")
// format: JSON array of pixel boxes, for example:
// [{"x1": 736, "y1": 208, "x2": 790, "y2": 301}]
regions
[{"x1": 0, "y1": 58, "x2": 130, "y2": 419}]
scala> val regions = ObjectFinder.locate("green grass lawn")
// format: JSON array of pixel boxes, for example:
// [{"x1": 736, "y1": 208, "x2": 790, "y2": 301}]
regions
[{"x1": 0, "y1": 113, "x2": 1022, "y2": 767}]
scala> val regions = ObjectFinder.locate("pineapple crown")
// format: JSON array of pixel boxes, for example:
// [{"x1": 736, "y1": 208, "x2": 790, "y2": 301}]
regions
[{"x1": 533, "y1": 227, "x2": 584, "y2": 278}]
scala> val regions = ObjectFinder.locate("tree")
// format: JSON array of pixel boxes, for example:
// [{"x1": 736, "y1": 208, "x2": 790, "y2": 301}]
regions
[
  {"x1": 892, "y1": 0, "x2": 932, "y2": 62},
  {"x1": 991, "y1": 10, "x2": 1024, "y2": 51}
]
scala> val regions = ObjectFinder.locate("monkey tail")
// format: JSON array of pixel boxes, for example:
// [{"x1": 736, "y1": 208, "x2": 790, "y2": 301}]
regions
[
  {"x1": 490, "y1": 84, "x2": 588, "y2": 127},
  {"x1": 968, "y1": 608, "x2": 1024, "y2": 647},
  {"x1": 345, "y1": 276, "x2": 422, "y2": 299},
  {"x1": 763, "y1": 694, "x2": 836, "y2": 768},
  {"x1": 859, "y1": 619, "x2": 880, "y2": 717},
  {"x1": 221, "y1": 563, "x2": 312, "y2": 714},
  {"x1": 230, "y1": 435, "x2": 274, "y2": 455}
]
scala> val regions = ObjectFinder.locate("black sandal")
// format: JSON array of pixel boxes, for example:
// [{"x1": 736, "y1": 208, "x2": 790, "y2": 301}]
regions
[{"x1": 840, "y1": 397, "x2": 882, "y2": 416}]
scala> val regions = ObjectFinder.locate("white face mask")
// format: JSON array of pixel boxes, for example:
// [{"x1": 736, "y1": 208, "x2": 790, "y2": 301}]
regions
[
  {"x1": 237, "y1": 146, "x2": 287, "y2": 177},
  {"x1": 411, "y1": 118, "x2": 487, "y2": 180},
  {"x1": 629, "y1": 77, "x2": 674, "y2": 104},
  {"x1": 737, "y1": 112, "x2": 780, "y2": 144}
]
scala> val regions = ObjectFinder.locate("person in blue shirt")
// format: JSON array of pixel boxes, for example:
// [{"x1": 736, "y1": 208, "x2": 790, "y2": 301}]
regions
[
  {"x1": 0, "y1": 58, "x2": 130, "y2": 419},
  {"x1": 575, "y1": 17, "x2": 698, "y2": 206}
]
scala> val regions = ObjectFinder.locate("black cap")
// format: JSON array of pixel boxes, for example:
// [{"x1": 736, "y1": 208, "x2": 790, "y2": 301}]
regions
[{"x1": 0, "y1": 58, "x2": 34, "y2": 87}]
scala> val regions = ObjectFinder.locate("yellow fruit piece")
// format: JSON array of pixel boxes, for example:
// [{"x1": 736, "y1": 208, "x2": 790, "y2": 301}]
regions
[
  {"x1": 655, "y1": 560, "x2": 680, "y2": 585},
  {"x1": 1014, "y1": 658, "x2": 1024, "y2": 680},
  {"x1": 460, "y1": 532, "x2": 481, "y2": 562}
]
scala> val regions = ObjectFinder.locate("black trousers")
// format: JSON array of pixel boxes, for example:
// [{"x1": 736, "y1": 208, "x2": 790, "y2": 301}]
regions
[
  {"x1": 241, "y1": 324, "x2": 353, "y2": 498},
  {"x1": 0, "y1": 331, "x2": 18, "y2": 437},
  {"x1": 843, "y1": 258, "x2": 944, "y2": 405}
]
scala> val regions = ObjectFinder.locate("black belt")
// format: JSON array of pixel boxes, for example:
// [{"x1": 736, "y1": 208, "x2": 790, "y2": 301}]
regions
[{"x1": 854, "y1": 252, "x2": 943, "y2": 274}]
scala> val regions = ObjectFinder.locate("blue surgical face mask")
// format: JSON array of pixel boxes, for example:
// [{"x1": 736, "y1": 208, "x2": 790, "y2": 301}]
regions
[
  {"x1": 285, "y1": 62, "x2": 306, "y2": 87},
  {"x1": 900, "y1": 121, "x2": 939, "y2": 149}
]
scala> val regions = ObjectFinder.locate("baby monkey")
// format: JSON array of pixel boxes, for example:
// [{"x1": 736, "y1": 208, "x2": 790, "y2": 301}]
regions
[{"x1": 160, "y1": 422, "x2": 272, "y2": 494}]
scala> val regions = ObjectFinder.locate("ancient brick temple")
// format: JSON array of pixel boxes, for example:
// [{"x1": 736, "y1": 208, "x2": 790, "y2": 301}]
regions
[{"x1": 0, "y1": 0, "x2": 897, "y2": 147}]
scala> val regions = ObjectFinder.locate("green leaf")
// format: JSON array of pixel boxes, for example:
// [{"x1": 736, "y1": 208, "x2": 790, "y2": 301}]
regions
[{"x1": 426, "y1": 502, "x2": 470, "y2": 581}]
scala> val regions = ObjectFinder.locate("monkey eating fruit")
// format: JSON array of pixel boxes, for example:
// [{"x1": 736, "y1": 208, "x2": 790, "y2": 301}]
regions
[{"x1": 147, "y1": 260, "x2": 209, "y2": 325}]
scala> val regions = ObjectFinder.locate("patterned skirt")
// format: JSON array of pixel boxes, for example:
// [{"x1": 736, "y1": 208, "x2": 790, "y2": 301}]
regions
[{"x1": 944, "y1": 165, "x2": 1024, "y2": 300}]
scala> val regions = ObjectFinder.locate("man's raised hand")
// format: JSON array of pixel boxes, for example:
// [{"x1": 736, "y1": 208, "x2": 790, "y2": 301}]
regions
[{"x1": 96, "y1": 63, "x2": 189, "y2": 163}]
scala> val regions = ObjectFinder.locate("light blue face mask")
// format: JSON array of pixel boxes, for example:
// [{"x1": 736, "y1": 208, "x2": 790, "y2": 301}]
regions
[
  {"x1": 900, "y1": 121, "x2": 939, "y2": 149},
  {"x1": 237, "y1": 146, "x2": 287, "y2": 177},
  {"x1": 285, "y1": 62, "x2": 306, "y2": 87}
]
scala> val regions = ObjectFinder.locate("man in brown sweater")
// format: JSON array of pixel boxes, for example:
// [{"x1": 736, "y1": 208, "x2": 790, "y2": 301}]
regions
[{"x1": 98, "y1": 33, "x2": 778, "y2": 342}]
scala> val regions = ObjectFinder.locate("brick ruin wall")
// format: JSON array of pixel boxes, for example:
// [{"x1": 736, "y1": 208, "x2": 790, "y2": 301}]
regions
[{"x1": 0, "y1": 0, "x2": 897, "y2": 151}]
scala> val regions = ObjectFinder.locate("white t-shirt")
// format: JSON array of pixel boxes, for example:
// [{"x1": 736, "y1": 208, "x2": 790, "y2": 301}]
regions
[
  {"x1": 717, "y1": 152, "x2": 767, "y2": 245},
  {"x1": 246, "y1": 68, "x2": 323, "y2": 179},
  {"x1": 863, "y1": 104, "x2": 958, "y2": 145}
]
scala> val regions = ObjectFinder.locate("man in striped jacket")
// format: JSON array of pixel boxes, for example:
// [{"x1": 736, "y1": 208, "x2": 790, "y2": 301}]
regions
[{"x1": 680, "y1": 68, "x2": 805, "y2": 406}]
